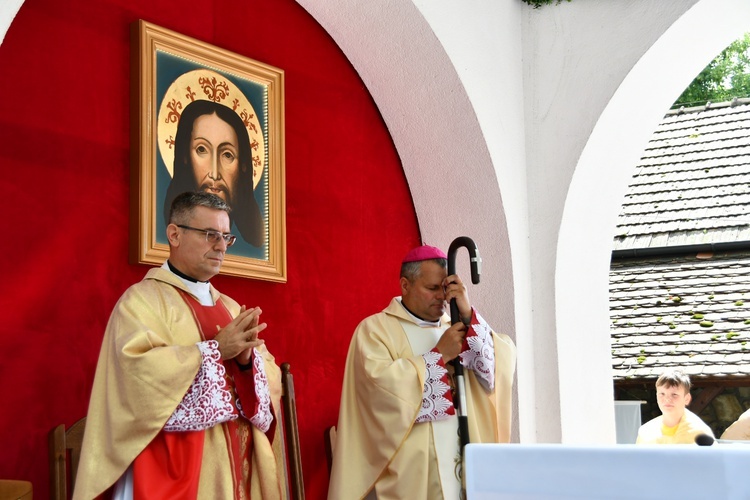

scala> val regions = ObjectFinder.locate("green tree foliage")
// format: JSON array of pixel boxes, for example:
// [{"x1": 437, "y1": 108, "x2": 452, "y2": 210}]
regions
[{"x1": 673, "y1": 33, "x2": 750, "y2": 108}]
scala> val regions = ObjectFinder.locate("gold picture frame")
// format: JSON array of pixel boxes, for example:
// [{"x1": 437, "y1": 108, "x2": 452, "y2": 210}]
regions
[{"x1": 130, "y1": 20, "x2": 286, "y2": 282}]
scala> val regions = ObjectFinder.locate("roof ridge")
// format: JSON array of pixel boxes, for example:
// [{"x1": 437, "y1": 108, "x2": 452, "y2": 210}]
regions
[{"x1": 667, "y1": 97, "x2": 750, "y2": 116}]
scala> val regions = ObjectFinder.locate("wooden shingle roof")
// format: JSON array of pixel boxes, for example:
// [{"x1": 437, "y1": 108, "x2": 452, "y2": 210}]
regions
[
  {"x1": 614, "y1": 99, "x2": 750, "y2": 254},
  {"x1": 610, "y1": 251, "x2": 750, "y2": 381},
  {"x1": 611, "y1": 99, "x2": 750, "y2": 382}
]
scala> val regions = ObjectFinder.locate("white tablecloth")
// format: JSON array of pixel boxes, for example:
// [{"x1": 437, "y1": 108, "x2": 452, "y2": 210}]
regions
[{"x1": 465, "y1": 443, "x2": 750, "y2": 499}]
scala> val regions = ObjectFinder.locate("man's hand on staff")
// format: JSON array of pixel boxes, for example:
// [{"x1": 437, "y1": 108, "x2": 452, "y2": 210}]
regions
[
  {"x1": 214, "y1": 306, "x2": 267, "y2": 362},
  {"x1": 436, "y1": 321, "x2": 467, "y2": 363},
  {"x1": 443, "y1": 274, "x2": 472, "y2": 323}
]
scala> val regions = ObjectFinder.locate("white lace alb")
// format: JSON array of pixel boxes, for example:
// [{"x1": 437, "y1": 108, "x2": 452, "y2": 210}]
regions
[
  {"x1": 164, "y1": 340, "x2": 237, "y2": 431},
  {"x1": 459, "y1": 312, "x2": 495, "y2": 391},
  {"x1": 415, "y1": 310, "x2": 497, "y2": 423},
  {"x1": 416, "y1": 351, "x2": 454, "y2": 423},
  {"x1": 238, "y1": 348, "x2": 273, "y2": 433}
]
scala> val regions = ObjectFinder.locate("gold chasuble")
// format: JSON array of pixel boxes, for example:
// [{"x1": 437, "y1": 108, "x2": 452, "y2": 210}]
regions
[
  {"x1": 74, "y1": 268, "x2": 286, "y2": 500},
  {"x1": 328, "y1": 297, "x2": 516, "y2": 500},
  {"x1": 722, "y1": 409, "x2": 750, "y2": 440}
]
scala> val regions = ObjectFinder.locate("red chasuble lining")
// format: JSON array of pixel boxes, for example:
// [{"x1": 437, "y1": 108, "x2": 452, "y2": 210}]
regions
[
  {"x1": 132, "y1": 431, "x2": 204, "y2": 499},
  {"x1": 131, "y1": 290, "x2": 255, "y2": 500}
]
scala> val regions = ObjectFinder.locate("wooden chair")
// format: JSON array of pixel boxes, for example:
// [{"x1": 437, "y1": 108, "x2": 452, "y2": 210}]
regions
[
  {"x1": 281, "y1": 362, "x2": 304, "y2": 500},
  {"x1": 47, "y1": 368, "x2": 301, "y2": 499},
  {"x1": 324, "y1": 425, "x2": 337, "y2": 473},
  {"x1": 48, "y1": 417, "x2": 86, "y2": 500},
  {"x1": 0, "y1": 479, "x2": 32, "y2": 499}
]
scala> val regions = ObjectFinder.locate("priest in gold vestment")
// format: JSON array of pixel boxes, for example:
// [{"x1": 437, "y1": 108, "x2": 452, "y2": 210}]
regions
[
  {"x1": 328, "y1": 245, "x2": 516, "y2": 499},
  {"x1": 75, "y1": 192, "x2": 286, "y2": 500},
  {"x1": 721, "y1": 408, "x2": 750, "y2": 441}
]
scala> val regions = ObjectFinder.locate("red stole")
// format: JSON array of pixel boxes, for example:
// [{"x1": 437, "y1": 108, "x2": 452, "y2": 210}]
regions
[{"x1": 131, "y1": 289, "x2": 263, "y2": 500}]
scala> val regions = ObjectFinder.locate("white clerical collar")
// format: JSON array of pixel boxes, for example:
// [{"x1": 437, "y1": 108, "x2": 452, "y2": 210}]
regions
[
  {"x1": 396, "y1": 297, "x2": 442, "y2": 328},
  {"x1": 161, "y1": 261, "x2": 214, "y2": 306}
]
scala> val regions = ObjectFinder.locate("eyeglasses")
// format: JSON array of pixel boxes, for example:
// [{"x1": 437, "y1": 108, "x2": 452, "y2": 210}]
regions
[{"x1": 176, "y1": 224, "x2": 237, "y2": 247}]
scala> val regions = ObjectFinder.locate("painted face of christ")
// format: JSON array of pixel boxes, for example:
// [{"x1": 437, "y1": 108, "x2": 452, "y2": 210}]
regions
[
  {"x1": 164, "y1": 99, "x2": 265, "y2": 248},
  {"x1": 189, "y1": 112, "x2": 242, "y2": 207}
]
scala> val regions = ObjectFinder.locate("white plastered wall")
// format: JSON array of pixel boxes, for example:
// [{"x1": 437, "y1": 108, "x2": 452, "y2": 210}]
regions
[{"x1": 3, "y1": 0, "x2": 749, "y2": 443}]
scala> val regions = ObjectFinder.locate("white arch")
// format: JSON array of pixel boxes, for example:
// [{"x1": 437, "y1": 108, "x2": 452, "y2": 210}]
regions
[
  {"x1": 0, "y1": 0, "x2": 23, "y2": 45},
  {"x1": 557, "y1": 0, "x2": 750, "y2": 442},
  {"x1": 295, "y1": 1, "x2": 515, "y2": 336}
]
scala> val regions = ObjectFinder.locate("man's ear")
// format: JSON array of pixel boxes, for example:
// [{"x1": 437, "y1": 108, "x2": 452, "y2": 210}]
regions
[
  {"x1": 685, "y1": 392, "x2": 692, "y2": 406},
  {"x1": 400, "y1": 276, "x2": 410, "y2": 296},
  {"x1": 166, "y1": 223, "x2": 180, "y2": 247}
]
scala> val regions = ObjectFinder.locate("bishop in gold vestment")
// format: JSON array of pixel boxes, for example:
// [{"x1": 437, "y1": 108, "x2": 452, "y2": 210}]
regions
[{"x1": 328, "y1": 246, "x2": 516, "y2": 499}]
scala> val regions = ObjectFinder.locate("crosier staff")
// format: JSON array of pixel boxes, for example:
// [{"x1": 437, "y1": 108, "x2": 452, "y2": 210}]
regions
[{"x1": 447, "y1": 236, "x2": 482, "y2": 456}]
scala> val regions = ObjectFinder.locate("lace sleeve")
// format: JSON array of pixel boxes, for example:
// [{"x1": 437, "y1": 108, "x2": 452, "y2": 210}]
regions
[
  {"x1": 415, "y1": 350, "x2": 456, "y2": 423},
  {"x1": 164, "y1": 340, "x2": 237, "y2": 432},
  {"x1": 459, "y1": 310, "x2": 495, "y2": 391},
  {"x1": 236, "y1": 347, "x2": 274, "y2": 433}
]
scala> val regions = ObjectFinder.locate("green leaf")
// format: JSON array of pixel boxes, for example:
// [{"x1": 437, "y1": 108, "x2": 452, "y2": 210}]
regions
[{"x1": 673, "y1": 33, "x2": 750, "y2": 108}]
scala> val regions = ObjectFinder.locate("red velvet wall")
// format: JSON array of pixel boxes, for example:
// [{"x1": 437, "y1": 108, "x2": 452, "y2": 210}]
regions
[{"x1": 0, "y1": 0, "x2": 420, "y2": 498}]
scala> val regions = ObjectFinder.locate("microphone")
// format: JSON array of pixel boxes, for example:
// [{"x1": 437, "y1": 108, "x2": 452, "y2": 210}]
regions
[{"x1": 695, "y1": 433, "x2": 715, "y2": 446}]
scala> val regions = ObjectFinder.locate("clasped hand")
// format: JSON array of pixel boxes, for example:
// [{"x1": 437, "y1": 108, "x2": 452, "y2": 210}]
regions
[{"x1": 214, "y1": 306, "x2": 267, "y2": 364}]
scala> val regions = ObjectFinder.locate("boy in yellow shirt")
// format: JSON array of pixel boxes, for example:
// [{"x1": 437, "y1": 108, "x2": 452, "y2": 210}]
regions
[{"x1": 636, "y1": 369, "x2": 714, "y2": 444}]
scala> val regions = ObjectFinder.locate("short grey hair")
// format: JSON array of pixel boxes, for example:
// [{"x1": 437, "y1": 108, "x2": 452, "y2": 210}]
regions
[
  {"x1": 400, "y1": 258, "x2": 447, "y2": 282},
  {"x1": 168, "y1": 191, "x2": 231, "y2": 226}
]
